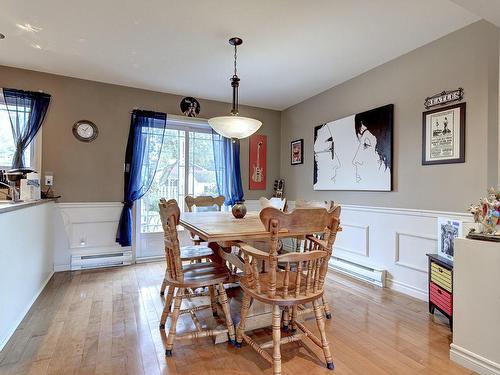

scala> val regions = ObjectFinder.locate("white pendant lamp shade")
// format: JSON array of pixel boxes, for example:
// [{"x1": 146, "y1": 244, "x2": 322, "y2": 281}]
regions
[
  {"x1": 209, "y1": 37, "x2": 262, "y2": 140},
  {"x1": 208, "y1": 115, "x2": 262, "y2": 139}
]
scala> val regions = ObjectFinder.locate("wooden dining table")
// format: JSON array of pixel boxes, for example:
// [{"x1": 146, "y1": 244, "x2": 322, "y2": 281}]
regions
[{"x1": 179, "y1": 210, "x2": 283, "y2": 343}]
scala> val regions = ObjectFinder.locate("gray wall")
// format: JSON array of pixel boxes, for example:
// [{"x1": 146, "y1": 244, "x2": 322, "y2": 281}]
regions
[
  {"x1": 280, "y1": 21, "x2": 499, "y2": 212},
  {"x1": 0, "y1": 66, "x2": 281, "y2": 202}
]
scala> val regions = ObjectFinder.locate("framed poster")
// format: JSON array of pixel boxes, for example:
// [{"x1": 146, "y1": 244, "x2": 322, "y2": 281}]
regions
[
  {"x1": 291, "y1": 139, "x2": 304, "y2": 165},
  {"x1": 437, "y1": 217, "x2": 463, "y2": 262},
  {"x1": 313, "y1": 104, "x2": 393, "y2": 191},
  {"x1": 422, "y1": 103, "x2": 465, "y2": 165},
  {"x1": 249, "y1": 134, "x2": 267, "y2": 190}
]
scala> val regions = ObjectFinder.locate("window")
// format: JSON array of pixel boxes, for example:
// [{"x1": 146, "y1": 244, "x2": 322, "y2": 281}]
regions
[
  {"x1": 139, "y1": 121, "x2": 222, "y2": 234},
  {"x1": 0, "y1": 104, "x2": 33, "y2": 169}
]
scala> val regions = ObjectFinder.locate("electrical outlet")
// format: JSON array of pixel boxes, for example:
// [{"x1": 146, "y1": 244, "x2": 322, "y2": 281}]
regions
[{"x1": 45, "y1": 175, "x2": 53, "y2": 186}]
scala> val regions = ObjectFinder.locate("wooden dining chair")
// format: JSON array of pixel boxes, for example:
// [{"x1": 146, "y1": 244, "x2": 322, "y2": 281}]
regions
[
  {"x1": 158, "y1": 198, "x2": 216, "y2": 297},
  {"x1": 295, "y1": 199, "x2": 334, "y2": 210},
  {"x1": 259, "y1": 196, "x2": 287, "y2": 211},
  {"x1": 185, "y1": 195, "x2": 225, "y2": 246},
  {"x1": 158, "y1": 200, "x2": 236, "y2": 356},
  {"x1": 292, "y1": 198, "x2": 336, "y2": 320},
  {"x1": 235, "y1": 206, "x2": 341, "y2": 374}
]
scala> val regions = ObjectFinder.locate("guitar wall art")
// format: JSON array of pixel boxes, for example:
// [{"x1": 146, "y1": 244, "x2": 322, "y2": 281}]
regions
[{"x1": 249, "y1": 134, "x2": 267, "y2": 190}]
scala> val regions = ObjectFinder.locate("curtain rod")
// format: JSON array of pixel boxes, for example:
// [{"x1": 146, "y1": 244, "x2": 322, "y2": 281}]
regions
[{"x1": 129, "y1": 109, "x2": 209, "y2": 125}]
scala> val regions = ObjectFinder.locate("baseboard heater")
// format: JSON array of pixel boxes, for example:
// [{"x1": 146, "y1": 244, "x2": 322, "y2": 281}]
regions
[
  {"x1": 329, "y1": 256, "x2": 386, "y2": 287},
  {"x1": 71, "y1": 250, "x2": 133, "y2": 270}
]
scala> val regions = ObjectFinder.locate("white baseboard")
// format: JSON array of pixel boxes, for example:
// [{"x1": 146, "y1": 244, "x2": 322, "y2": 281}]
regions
[
  {"x1": 385, "y1": 277, "x2": 427, "y2": 301},
  {"x1": 54, "y1": 264, "x2": 70, "y2": 272},
  {"x1": 0, "y1": 271, "x2": 54, "y2": 351},
  {"x1": 135, "y1": 255, "x2": 164, "y2": 264},
  {"x1": 450, "y1": 344, "x2": 500, "y2": 375}
]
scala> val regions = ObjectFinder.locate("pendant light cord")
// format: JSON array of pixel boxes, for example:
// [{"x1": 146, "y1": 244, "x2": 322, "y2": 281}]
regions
[
  {"x1": 230, "y1": 42, "x2": 240, "y2": 115},
  {"x1": 233, "y1": 44, "x2": 238, "y2": 77}
]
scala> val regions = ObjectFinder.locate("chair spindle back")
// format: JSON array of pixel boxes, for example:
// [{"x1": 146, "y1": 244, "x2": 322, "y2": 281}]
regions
[
  {"x1": 242, "y1": 206, "x2": 341, "y2": 302},
  {"x1": 159, "y1": 199, "x2": 184, "y2": 282},
  {"x1": 185, "y1": 195, "x2": 225, "y2": 212}
]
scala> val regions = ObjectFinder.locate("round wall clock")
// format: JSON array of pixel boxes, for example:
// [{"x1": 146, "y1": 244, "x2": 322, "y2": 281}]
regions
[
  {"x1": 72, "y1": 120, "x2": 98, "y2": 142},
  {"x1": 180, "y1": 97, "x2": 200, "y2": 117}
]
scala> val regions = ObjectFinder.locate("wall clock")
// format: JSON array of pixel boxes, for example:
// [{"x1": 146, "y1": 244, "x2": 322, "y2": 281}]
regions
[{"x1": 72, "y1": 120, "x2": 98, "y2": 142}]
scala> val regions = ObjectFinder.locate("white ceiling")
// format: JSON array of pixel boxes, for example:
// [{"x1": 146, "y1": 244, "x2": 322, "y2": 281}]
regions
[
  {"x1": 0, "y1": 0, "x2": 480, "y2": 110},
  {"x1": 449, "y1": 0, "x2": 500, "y2": 27}
]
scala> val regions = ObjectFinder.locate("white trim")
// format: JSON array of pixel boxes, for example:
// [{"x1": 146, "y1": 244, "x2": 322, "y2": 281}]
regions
[
  {"x1": 135, "y1": 255, "x2": 164, "y2": 264},
  {"x1": 339, "y1": 203, "x2": 471, "y2": 219},
  {"x1": 54, "y1": 264, "x2": 70, "y2": 272},
  {"x1": 57, "y1": 202, "x2": 123, "y2": 209},
  {"x1": 450, "y1": 344, "x2": 500, "y2": 375},
  {"x1": 167, "y1": 114, "x2": 210, "y2": 130},
  {"x1": 0, "y1": 271, "x2": 54, "y2": 351},
  {"x1": 385, "y1": 277, "x2": 427, "y2": 300}
]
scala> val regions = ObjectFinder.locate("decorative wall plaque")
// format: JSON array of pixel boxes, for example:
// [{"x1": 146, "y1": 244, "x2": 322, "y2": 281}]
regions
[{"x1": 424, "y1": 88, "x2": 463, "y2": 109}]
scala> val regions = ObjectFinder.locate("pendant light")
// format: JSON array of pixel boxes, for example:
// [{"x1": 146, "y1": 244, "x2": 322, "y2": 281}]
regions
[{"x1": 208, "y1": 37, "x2": 262, "y2": 140}]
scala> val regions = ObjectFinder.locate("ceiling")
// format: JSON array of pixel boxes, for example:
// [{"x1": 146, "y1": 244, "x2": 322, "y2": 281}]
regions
[
  {"x1": 0, "y1": 1, "x2": 480, "y2": 110},
  {"x1": 449, "y1": 0, "x2": 500, "y2": 27}
]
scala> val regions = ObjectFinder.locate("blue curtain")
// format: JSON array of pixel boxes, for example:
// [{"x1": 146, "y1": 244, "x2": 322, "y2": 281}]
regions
[
  {"x1": 212, "y1": 131, "x2": 244, "y2": 205},
  {"x1": 116, "y1": 110, "x2": 166, "y2": 247},
  {"x1": 2, "y1": 88, "x2": 51, "y2": 169}
]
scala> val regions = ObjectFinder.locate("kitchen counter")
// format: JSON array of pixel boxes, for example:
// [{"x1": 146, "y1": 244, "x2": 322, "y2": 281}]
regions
[
  {"x1": 450, "y1": 238, "x2": 500, "y2": 374},
  {"x1": 0, "y1": 199, "x2": 55, "y2": 350},
  {"x1": 0, "y1": 199, "x2": 56, "y2": 214}
]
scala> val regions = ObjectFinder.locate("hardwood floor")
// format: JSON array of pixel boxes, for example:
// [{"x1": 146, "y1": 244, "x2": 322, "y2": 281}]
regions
[{"x1": 0, "y1": 262, "x2": 474, "y2": 375}]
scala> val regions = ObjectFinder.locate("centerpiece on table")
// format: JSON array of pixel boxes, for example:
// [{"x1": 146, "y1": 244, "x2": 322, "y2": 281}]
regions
[{"x1": 467, "y1": 187, "x2": 500, "y2": 241}]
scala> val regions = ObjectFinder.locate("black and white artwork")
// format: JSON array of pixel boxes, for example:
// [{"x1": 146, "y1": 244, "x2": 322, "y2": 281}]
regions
[
  {"x1": 437, "y1": 217, "x2": 463, "y2": 262},
  {"x1": 313, "y1": 104, "x2": 393, "y2": 191},
  {"x1": 422, "y1": 103, "x2": 465, "y2": 165}
]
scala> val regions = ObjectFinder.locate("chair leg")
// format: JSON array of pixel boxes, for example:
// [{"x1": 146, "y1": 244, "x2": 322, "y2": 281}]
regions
[
  {"x1": 160, "y1": 287, "x2": 175, "y2": 329},
  {"x1": 160, "y1": 271, "x2": 168, "y2": 296},
  {"x1": 313, "y1": 298, "x2": 334, "y2": 370},
  {"x1": 290, "y1": 306, "x2": 298, "y2": 333},
  {"x1": 282, "y1": 307, "x2": 290, "y2": 332},
  {"x1": 322, "y1": 296, "x2": 332, "y2": 319},
  {"x1": 165, "y1": 288, "x2": 184, "y2": 357},
  {"x1": 236, "y1": 293, "x2": 251, "y2": 347},
  {"x1": 218, "y1": 283, "x2": 236, "y2": 344},
  {"x1": 272, "y1": 305, "x2": 282, "y2": 375},
  {"x1": 208, "y1": 285, "x2": 218, "y2": 317}
]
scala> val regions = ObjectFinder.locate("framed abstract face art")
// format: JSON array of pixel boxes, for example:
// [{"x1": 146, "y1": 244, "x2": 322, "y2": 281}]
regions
[{"x1": 313, "y1": 104, "x2": 393, "y2": 191}]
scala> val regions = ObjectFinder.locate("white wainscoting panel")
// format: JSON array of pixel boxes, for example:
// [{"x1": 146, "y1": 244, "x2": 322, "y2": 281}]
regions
[
  {"x1": 334, "y1": 223, "x2": 369, "y2": 257},
  {"x1": 333, "y1": 205, "x2": 475, "y2": 300},
  {"x1": 54, "y1": 202, "x2": 126, "y2": 271},
  {"x1": 52, "y1": 200, "x2": 476, "y2": 302}
]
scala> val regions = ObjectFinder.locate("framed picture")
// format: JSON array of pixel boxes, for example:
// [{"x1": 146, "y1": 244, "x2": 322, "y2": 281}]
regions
[
  {"x1": 437, "y1": 217, "x2": 463, "y2": 262},
  {"x1": 422, "y1": 103, "x2": 465, "y2": 165},
  {"x1": 291, "y1": 139, "x2": 304, "y2": 165},
  {"x1": 249, "y1": 134, "x2": 267, "y2": 190},
  {"x1": 313, "y1": 104, "x2": 393, "y2": 191}
]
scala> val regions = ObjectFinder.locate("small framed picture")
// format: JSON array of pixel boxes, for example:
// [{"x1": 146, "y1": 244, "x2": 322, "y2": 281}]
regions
[
  {"x1": 291, "y1": 139, "x2": 303, "y2": 165},
  {"x1": 437, "y1": 217, "x2": 463, "y2": 262},
  {"x1": 422, "y1": 103, "x2": 465, "y2": 165}
]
